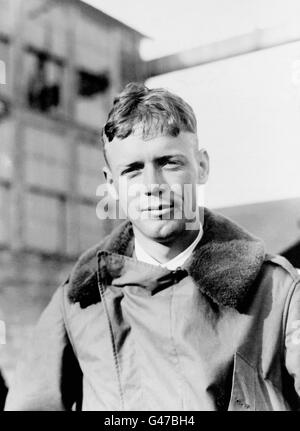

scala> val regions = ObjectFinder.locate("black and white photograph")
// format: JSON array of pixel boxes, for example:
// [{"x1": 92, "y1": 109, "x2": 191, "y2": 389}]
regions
[{"x1": 0, "y1": 0, "x2": 300, "y2": 417}]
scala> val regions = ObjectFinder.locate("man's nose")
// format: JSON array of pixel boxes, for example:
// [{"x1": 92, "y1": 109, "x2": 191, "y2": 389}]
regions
[{"x1": 142, "y1": 164, "x2": 162, "y2": 195}]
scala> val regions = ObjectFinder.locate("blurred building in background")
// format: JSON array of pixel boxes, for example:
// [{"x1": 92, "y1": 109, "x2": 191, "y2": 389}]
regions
[{"x1": 0, "y1": 0, "x2": 144, "y2": 384}]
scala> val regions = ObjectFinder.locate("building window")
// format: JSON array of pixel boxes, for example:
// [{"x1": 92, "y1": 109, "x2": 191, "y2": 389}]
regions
[
  {"x1": 78, "y1": 69, "x2": 109, "y2": 97},
  {"x1": 75, "y1": 68, "x2": 110, "y2": 128},
  {"x1": 25, "y1": 49, "x2": 63, "y2": 114}
]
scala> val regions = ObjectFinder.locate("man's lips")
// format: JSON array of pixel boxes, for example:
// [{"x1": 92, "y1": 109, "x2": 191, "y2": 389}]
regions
[
  {"x1": 141, "y1": 203, "x2": 174, "y2": 211},
  {"x1": 140, "y1": 204, "x2": 175, "y2": 217}
]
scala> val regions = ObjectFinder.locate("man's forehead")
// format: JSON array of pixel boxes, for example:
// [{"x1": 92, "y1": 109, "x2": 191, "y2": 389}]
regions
[
  {"x1": 104, "y1": 131, "x2": 198, "y2": 169},
  {"x1": 107, "y1": 131, "x2": 198, "y2": 151}
]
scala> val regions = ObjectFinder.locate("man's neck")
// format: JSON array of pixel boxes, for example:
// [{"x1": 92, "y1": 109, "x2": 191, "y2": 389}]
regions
[{"x1": 133, "y1": 223, "x2": 202, "y2": 264}]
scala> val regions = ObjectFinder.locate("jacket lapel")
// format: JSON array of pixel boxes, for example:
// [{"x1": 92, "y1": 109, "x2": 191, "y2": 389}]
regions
[{"x1": 185, "y1": 209, "x2": 265, "y2": 310}]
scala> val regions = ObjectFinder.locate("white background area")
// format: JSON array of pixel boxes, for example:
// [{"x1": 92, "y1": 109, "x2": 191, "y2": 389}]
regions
[{"x1": 83, "y1": 0, "x2": 300, "y2": 59}]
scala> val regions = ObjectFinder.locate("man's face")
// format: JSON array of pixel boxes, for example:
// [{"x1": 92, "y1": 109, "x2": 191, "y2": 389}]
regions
[{"x1": 104, "y1": 131, "x2": 209, "y2": 243}]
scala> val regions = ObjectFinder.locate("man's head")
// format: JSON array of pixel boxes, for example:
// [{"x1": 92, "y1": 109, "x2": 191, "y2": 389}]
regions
[{"x1": 101, "y1": 82, "x2": 209, "y2": 244}]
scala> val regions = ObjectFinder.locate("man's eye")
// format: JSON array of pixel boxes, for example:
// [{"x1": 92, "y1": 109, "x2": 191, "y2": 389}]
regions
[
  {"x1": 127, "y1": 171, "x2": 141, "y2": 179},
  {"x1": 121, "y1": 168, "x2": 141, "y2": 177},
  {"x1": 163, "y1": 160, "x2": 182, "y2": 168}
]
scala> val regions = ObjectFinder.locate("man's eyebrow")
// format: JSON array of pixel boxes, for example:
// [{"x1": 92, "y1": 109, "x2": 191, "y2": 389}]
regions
[
  {"x1": 154, "y1": 154, "x2": 186, "y2": 163},
  {"x1": 118, "y1": 161, "x2": 144, "y2": 170},
  {"x1": 154, "y1": 153, "x2": 186, "y2": 164},
  {"x1": 117, "y1": 154, "x2": 186, "y2": 170}
]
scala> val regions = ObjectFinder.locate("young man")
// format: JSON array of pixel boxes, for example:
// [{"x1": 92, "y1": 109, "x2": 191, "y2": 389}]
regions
[{"x1": 5, "y1": 83, "x2": 300, "y2": 411}]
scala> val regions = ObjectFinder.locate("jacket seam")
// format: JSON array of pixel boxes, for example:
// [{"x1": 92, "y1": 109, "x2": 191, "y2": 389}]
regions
[
  {"x1": 236, "y1": 352, "x2": 283, "y2": 404},
  {"x1": 281, "y1": 278, "x2": 300, "y2": 363},
  {"x1": 236, "y1": 351, "x2": 258, "y2": 372},
  {"x1": 125, "y1": 321, "x2": 146, "y2": 409},
  {"x1": 237, "y1": 279, "x2": 300, "y2": 399},
  {"x1": 169, "y1": 284, "x2": 189, "y2": 410},
  {"x1": 101, "y1": 289, "x2": 125, "y2": 410},
  {"x1": 96, "y1": 257, "x2": 125, "y2": 410}
]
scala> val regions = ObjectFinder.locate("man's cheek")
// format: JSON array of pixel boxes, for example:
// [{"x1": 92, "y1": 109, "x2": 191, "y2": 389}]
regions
[{"x1": 120, "y1": 195, "x2": 141, "y2": 221}]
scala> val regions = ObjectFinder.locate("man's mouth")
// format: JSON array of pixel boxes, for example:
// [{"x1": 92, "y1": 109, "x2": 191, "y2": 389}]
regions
[{"x1": 141, "y1": 203, "x2": 174, "y2": 216}]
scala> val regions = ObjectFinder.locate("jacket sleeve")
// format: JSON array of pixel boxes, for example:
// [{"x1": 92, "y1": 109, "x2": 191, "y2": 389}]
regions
[
  {"x1": 284, "y1": 279, "x2": 300, "y2": 406},
  {"x1": 4, "y1": 280, "x2": 82, "y2": 411}
]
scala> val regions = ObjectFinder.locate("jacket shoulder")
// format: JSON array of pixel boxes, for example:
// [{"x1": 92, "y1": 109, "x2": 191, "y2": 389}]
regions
[{"x1": 264, "y1": 253, "x2": 300, "y2": 284}]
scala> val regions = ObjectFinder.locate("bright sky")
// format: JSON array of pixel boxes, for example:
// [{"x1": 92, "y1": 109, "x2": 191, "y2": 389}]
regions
[
  {"x1": 83, "y1": 0, "x2": 300, "y2": 209},
  {"x1": 83, "y1": 0, "x2": 300, "y2": 59}
]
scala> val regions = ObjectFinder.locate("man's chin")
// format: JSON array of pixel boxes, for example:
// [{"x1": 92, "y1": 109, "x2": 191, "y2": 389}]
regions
[{"x1": 133, "y1": 218, "x2": 185, "y2": 242}]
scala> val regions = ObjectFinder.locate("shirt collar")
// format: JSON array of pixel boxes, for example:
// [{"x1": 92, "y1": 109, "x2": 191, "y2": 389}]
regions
[{"x1": 134, "y1": 224, "x2": 203, "y2": 270}]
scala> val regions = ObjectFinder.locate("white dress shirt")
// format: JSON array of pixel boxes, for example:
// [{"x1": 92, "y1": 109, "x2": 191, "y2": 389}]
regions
[{"x1": 134, "y1": 225, "x2": 203, "y2": 270}]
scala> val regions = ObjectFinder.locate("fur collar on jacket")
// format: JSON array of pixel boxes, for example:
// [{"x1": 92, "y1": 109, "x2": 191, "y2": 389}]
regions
[{"x1": 67, "y1": 208, "x2": 265, "y2": 311}]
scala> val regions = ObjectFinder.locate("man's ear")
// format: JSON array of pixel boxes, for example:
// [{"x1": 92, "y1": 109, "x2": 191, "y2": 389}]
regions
[
  {"x1": 103, "y1": 166, "x2": 119, "y2": 200},
  {"x1": 196, "y1": 148, "x2": 209, "y2": 184}
]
